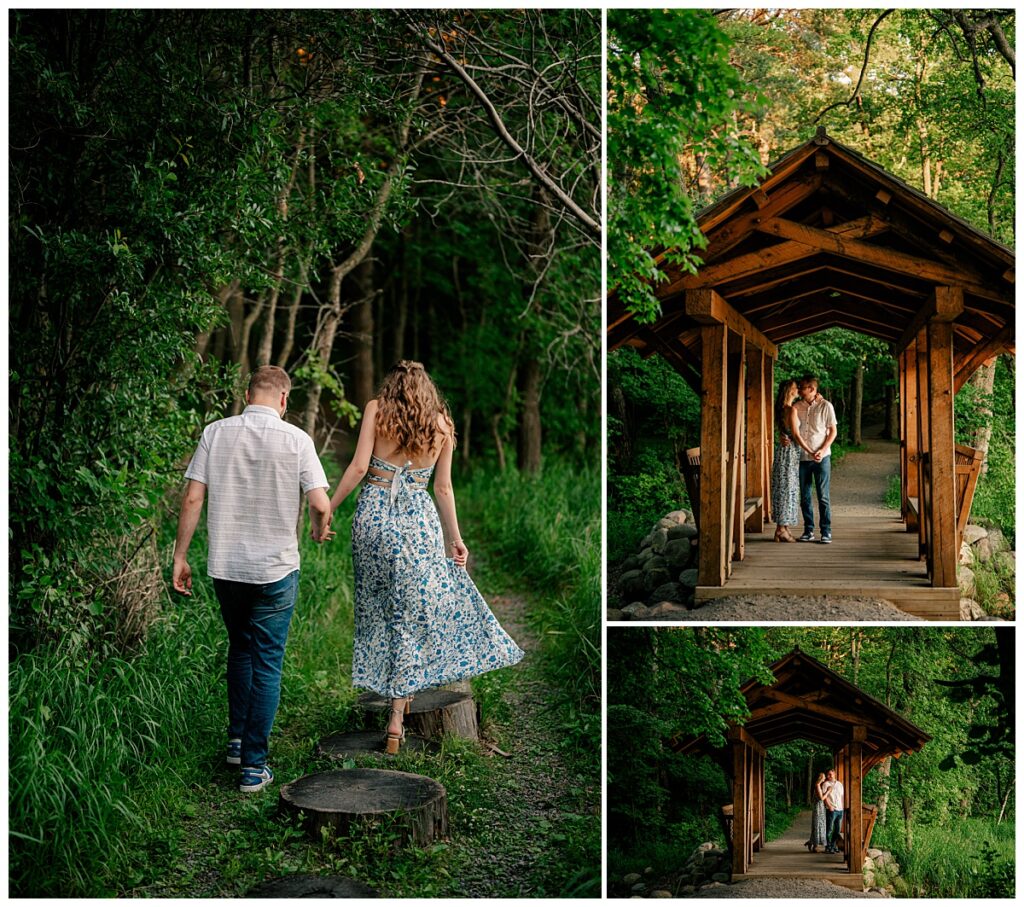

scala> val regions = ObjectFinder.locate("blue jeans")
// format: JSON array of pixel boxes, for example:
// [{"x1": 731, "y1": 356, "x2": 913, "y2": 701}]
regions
[
  {"x1": 826, "y1": 808, "x2": 843, "y2": 850},
  {"x1": 213, "y1": 570, "x2": 299, "y2": 768},
  {"x1": 799, "y1": 456, "x2": 832, "y2": 534}
]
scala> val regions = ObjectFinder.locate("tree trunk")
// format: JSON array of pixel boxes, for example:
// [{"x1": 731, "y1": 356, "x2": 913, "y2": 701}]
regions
[
  {"x1": 851, "y1": 361, "x2": 863, "y2": 445},
  {"x1": 884, "y1": 360, "x2": 898, "y2": 440},
  {"x1": 969, "y1": 360, "x2": 997, "y2": 474},
  {"x1": 517, "y1": 356, "x2": 542, "y2": 473},
  {"x1": 351, "y1": 256, "x2": 376, "y2": 409},
  {"x1": 276, "y1": 256, "x2": 308, "y2": 370},
  {"x1": 394, "y1": 250, "x2": 408, "y2": 362},
  {"x1": 901, "y1": 793, "x2": 913, "y2": 852},
  {"x1": 877, "y1": 756, "x2": 891, "y2": 825}
]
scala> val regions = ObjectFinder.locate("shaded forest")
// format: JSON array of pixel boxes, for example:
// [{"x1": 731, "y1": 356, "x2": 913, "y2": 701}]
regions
[
  {"x1": 606, "y1": 9, "x2": 1015, "y2": 570},
  {"x1": 607, "y1": 627, "x2": 1015, "y2": 897},
  {"x1": 9, "y1": 9, "x2": 601, "y2": 896}
]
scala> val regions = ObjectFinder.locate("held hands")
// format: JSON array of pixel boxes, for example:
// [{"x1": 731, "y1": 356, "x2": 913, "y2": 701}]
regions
[
  {"x1": 172, "y1": 558, "x2": 192, "y2": 596},
  {"x1": 451, "y1": 539, "x2": 468, "y2": 568}
]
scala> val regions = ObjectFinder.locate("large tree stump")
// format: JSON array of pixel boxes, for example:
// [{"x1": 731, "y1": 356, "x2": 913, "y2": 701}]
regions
[
  {"x1": 279, "y1": 769, "x2": 448, "y2": 846},
  {"x1": 357, "y1": 689, "x2": 479, "y2": 741},
  {"x1": 247, "y1": 874, "x2": 378, "y2": 898},
  {"x1": 317, "y1": 729, "x2": 436, "y2": 760}
]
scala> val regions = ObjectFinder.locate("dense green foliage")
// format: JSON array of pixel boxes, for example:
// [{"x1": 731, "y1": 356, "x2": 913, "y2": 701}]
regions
[
  {"x1": 607, "y1": 628, "x2": 1015, "y2": 897},
  {"x1": 10, "y1": 9, "x2": 598, "y2": 897}
]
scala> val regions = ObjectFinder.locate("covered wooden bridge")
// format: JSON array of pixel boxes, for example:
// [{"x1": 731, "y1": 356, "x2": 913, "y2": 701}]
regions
[
  {"x1": 672, "y1": 648, "x2": 930, "y2": 888},
  {"x1": 608, "y1": 128, "x2": 1015, "y2": 619}
]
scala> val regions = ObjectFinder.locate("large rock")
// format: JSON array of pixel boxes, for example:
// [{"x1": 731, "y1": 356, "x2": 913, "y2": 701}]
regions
[
  {"x1": 651, "y1": 528, "x2": 669, "y2": 553},
  {"x1": 960, "y1": 598, "x2": 986, "y2": 621},
  {"x1": 606, "y1": 608, "x2": 624, "y2": 622},
  {"x1": 679, "y1": 568, "x2": 699, "y2": 589},
  {"x1": 621, "y1": 602, "x2": 647, "y2": 618},
  {"x1": 873, "y1": 852, "x2": 899, "y2": 872},
  {"x1": 958, "y1": 565, "x2": 976, "y2": 599},
  {"x1": 867, "y1": 848, "x2": 883, "y2": 860},
  {"x1": 637, "y1": 547, "x2": 656, "y2": 566},
  {"x1": 959, "y1": 542, "x2": 974, "y2": 566},
  {"x1": 644, "y1": 602, "x2": 689, "y2": 619},
  {"x1": 621, "y1": 555, "x2": 641, "y2": 572},
  {"x1": 631, "y1": 882, "x2": 647, "y2": 893},
  {"x1": 995, "y1": 551, "x2": 1015, "y2": 577},
  {"x1": 623, "y1": 873, "x2": 642, "y2": 885},
  {"x1": 973, "y1": 537, "x2": 994, "y2": 564},
  {"x1": 643, "y1": 567, "x2": 672, "y2": 592},
  {"x1": 649, "y1": 582, "x2": 687, "y2": 604},
  {"x1": 667, "y1": 522, "x2": 699, "y2": 541},
  {"x1": 650, "y1": 891, "x2": 673, "y2": 898},
  {"x1": 986, "y1": 527, "x2": 1009, "y2": 554},
  {"x1": 665, "y1": 509, "x2": 692, "y2": 525},
  {"x1": 639, "y1": 532, "x2": 654, "y2": 550},
  {"x1": 663, "y1": 538, "x2": 693, "y2": 568},
  {"x1": 618, "y1": 571, "x2": 646, "y2": 601},
  {"x1": 963, "y1": 524, "x2": 988, "y2": 546}
]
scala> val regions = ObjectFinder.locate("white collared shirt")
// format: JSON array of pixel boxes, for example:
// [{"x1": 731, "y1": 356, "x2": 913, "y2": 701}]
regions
[
  {"x1": 825, "y1": 779, "x2": 845, "y2": 810},
  {"x1": 184, "y1": 404, "x2": 328, "y2": 583},
  {"x1": 794, "y1": 394, "x2": 838, "y2": 461}
]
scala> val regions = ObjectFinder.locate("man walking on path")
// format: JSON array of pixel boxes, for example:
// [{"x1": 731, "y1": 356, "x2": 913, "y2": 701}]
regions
[
  {"x1": 823, "y1": 768, "x2": 845, "y2": 854},
  {"x1": 172, "y1": 366, "x2": 332, "y2": 792},
  {"x1": 794, "y1": 375, "x2": 838, "y2": 544}
]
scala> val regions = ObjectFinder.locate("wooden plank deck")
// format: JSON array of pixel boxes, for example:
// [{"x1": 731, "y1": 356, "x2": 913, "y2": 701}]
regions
[
  {"x1": 734, "y1": 809, "x2": 862, "y2": 890},
  {"x1": 696, "y1": 514, "x2": 960, "y2": 619}
]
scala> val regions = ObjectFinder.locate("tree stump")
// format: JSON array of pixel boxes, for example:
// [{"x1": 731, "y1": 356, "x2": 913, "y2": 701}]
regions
[
  {"x1": 246, "y1": 873, "x2": 378, "y2": 898},
  {"x1": 357, "y1": 689, "x2": 479, "y2": 741},
  {"x1": 279, "y1": 769, "x2": 448, "y2": 846},
  {"x1": 317, "y1": 729, "x2": 436, "y2": 760}
]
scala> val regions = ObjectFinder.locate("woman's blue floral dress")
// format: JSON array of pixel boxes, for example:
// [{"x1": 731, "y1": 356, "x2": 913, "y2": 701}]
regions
[
  {"x1": 771, "y1": 420, "x2": 801, "y2": 527},
  {"x1": 351, "y1": 455, "x2": 524, "y2": 698}
]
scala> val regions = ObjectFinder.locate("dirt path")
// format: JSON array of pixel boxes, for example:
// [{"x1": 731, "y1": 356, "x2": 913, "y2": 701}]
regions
[{"x1": 830, "y1": 431, "x2": 899, "y2": 519}]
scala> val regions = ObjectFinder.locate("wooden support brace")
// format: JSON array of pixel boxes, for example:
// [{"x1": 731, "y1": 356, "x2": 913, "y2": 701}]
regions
[
  {"x1": 699, "y1": 322, "x2": 729, "y2": 587},
  {"x1": 686, "y1": 288, "x2": 778, "y2": 358},
  {"x1": 928, "y1": 317, "x2": 958, "y2": 589}
]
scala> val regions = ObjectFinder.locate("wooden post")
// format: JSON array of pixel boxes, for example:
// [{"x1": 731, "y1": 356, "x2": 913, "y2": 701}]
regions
[
  {"x1": 904, "y1": 347, "x2": 919, "y2": 530},
  {"x1": 928, "y1": 316, "x2": 958, "y2": 588},
  {"x1": 848, "y1": 727, "x2": 867, "y2": 875},
  {"x1": 770, "y1": 356, "x2": 774, "y2": 524},
  {"x1": 745, "y1": 345, "x2": 765, "y2": 533},
  {"x1": 699, "y1": 323, "x2": 729, "y2": 586},
  {"x1": 731, "y1": 735, "x2": 748, "y2": 875},
  {"x1": 915, "y1": 330, "x2": 930, "y2": 561},
  {"x1": 726, "y1": 338, "x2": 747, "y2": 567}
]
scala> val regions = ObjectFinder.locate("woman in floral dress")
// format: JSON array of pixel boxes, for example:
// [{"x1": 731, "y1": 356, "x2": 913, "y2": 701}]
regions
[
  {"x1": 806, "y1": 772, "x2": 829, "y2": 852},
  {"x1": 328, "y1": 361, "x2": 523, "y2": 753},
  {"x1": 771, "y1": 379, "x2": 814, "y2": 542}
]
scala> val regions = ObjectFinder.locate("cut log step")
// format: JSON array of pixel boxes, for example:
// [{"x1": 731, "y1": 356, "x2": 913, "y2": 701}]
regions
[
  {"x1": 358, "y1": 689, "x2": 479, "y2": 741},
  {"x1": 246, "y1": 873, "x2": 379, "y2": 898},
  {"x1": 317, "y1": 729, "x2": 437, "y2": 760},
  {"x1": 279, "y1": 768, "x2": 448, "y2": 846}
]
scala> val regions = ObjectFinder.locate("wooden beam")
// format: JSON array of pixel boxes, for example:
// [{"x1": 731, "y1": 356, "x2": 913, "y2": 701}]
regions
[
  {"x1": 893, "y1": 286, "x2": 964, "y2": 354},
  {"x1": 699, "y1": 323, "x2": 729, "y2": 587},
  {"x1": 662, "y1": 217, "x2": 886, "y2": 299},
  {"x1": 916, "y1": 331, "x2": 931, "y2": 560},
  {"x1": 686, "y1": 288, "x2": 778, "y2": 358},
  {"x1": 745, "y1": 346, "x2": 765, "y2": 533},
  {"x1": 928, "y1": 318, "x2": 958, "y2": 588},
  {"x1": 752, "y1": 189, "x2": 769, "y2": 209},
  {"x1": 815, "y1": 150, "x2": 829, "y2": 170},
  {"x1": 938, "y1": 229, "x2": 954, "y2": 244},
  {"x1": 732, "y1": 738, "x2": 748, "y2": 875},
  {"x1": 727, "y1": 343, "x2": 747, "y2": 566},
  {"x1": 761, "y1": 688, "x2": 883, "y2": 727},
  {"x1": 764, "y1": 356, "x2": 774, "y2": 523},
  {"x1": 875, "y1": 189, "x2": 892, "y2": 205},
  {"x1": 849, "y1": 739, "x2": 864, "y2": 875},
  {"x1": 953, "y1": 324, "x2": 1013, "y2": 393},
  {"x1": 756, "y1": 218, "x2": 1007, "y2": 302}
]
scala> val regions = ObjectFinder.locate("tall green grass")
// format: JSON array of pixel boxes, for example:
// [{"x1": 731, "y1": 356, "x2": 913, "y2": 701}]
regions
[
  {"x1": 871, "y1": 816, "x2": 1014, "y2": 897},
  {"x1": 9, "y1": 507, "x2": 357, "y2": 897},
  {"x1": 458, "y1": 462, "x2": 600, "y2": 759}
]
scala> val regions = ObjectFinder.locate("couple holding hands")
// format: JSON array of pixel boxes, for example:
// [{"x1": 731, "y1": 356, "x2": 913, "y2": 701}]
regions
[{"x1": 172, "y1": 363, "x2": 522, "y2": 792}]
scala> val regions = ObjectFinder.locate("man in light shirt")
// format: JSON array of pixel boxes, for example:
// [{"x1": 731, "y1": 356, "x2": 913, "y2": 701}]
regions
[
  {"x1": 172, "y1": 366, "x2": 332, "y2": 792},
  {"x1": 793, "y1": 375, "x2": 838, "y2": 544},
  {"x1": 823, "y1": 767, "x2": 845, "y2": 854}
]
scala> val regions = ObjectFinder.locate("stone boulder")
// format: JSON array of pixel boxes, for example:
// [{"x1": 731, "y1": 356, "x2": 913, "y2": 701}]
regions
[
  {"x1": 637, "y1": 547, "x2": 656, "y2": 566},
  {"x1": 606, "y1": 608, "x2": 624, "y2": 622},
  {"x1": 973, "y1": 537, "x2": 994, "y2": 564},
  {"x1": 650, "y1": 891, "x2": 672, "y2": 898},
  {"x1": 662, "y1": 538, "x2": 694, "y2": 568},
  {"x1": 651, "y1": 528, "x2": 669, "y2": 554},
  {"x1": 867, "y1": 848, "x2": 883, "y2": 859},
  {"x1": 631, "y1": 882, "x2": 647, "y2": 893},
  {"x1": 623, "y1": 873, "x2": 642, "y2": 885},
  {"x1": 665, "y1": 509, "x2": 692, "y2": 525},
  {"x1": 649, "y1": 582, "x2": 687, "y2": 604},
  {"x1": 960, "y1": 598, "x2": 986, "y2": 621},
  {"x1": 995, "y1": 551, "x2": 1015, "y2": 577},
  {"x1": 958, "y1": 565, "x2": 976, "y2": 599},
  {"x1": 621, "y1": 555, "x2": 641, "y2": 572},
  {"x1": 959, "y1": 542, "x2": 974, "y2": 566},
  {"x1": 986, "y1": 527, "x2": 1009, "y2": 555},
  {"x1": 679, "y1": 568, "x2": 699, "y2": 589},
  {"x1": 643, "y1": 566, "x2": 672, "y2": 592},
  {"x1": 618, "y1": 570, "x2": 646, "y2": 600},
  {"x1": 667, "y1": 522, "x2": 699, "y2": 541},
  {"x1": 873, "y1": 852, "x2": 899, "y2": 873},
  {"x1": 621, "y1": 602, "x2": 647, "y2": 618},
  {"x1": 963, "y1": 524, "x2": 988, "y2": 546}
]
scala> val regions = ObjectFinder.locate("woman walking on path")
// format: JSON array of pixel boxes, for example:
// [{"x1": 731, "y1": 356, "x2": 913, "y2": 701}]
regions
[
  {"x1": 328, "y1": 361, "x2": 524, "y2": 753},
  {"x1": 805, "y1": 772, "x2": 829, "y2": 853},
  {"x1": 771, "y1": 380, "x2": 814, "y2": 542}
]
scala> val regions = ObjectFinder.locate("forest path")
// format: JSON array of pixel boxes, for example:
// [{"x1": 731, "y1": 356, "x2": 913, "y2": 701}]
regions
[{"x1": 829, "y1": 427, "x2": 899, "y2": 520}]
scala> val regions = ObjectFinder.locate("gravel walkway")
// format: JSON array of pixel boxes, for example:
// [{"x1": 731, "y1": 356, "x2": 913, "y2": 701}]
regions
[
  {"x1": 665, "y1": 594, "x2": 918, "y2": 622},
  {"x1": 689, "y1": 878, "x2": 882, "y2": 897}
]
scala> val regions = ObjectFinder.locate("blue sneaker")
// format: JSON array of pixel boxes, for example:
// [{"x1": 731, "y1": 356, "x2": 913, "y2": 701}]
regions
[
  {"x1": 226, "y1": 738, "x2": 242, "y2": 766},
  {"x1": 798, "y1": 529, "x2": 814, "y2": 542},
  {"x1": 239, "y1": 765, "x2": 274, "y2": 792},
  {"x1": 821, "y1": 532, "x2": 832, "y2": 544}
]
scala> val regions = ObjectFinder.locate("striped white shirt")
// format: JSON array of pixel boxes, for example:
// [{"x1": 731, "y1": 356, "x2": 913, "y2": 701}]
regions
[{"x1": 184, "y1": 405, "x2": 328, "y2": 583}]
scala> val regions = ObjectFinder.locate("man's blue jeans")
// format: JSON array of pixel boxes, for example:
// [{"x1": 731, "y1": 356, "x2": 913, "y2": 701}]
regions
[
  {"x1": 799, "y1": 456, "x2": 832, "y2": 534},
  {"x1": 826, "y1": 808, "x2": 843, "y2": 851},
  {"x1": 213, "y1": 570, "x2": 299, "y2": 768}
]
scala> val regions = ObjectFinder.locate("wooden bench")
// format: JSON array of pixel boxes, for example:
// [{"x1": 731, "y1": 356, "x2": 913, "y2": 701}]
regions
[
  {"x1": 683, "y1": 447, "x2": 763, "y2": 532},
  {"x1": 744, "y1": 497, "x2": 763, "y2": 521}
]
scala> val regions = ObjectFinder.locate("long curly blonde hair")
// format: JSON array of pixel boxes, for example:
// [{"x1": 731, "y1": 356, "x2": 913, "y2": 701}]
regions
[{"x1": 375, "y1": 361, "x2": 455, "y2": 457}]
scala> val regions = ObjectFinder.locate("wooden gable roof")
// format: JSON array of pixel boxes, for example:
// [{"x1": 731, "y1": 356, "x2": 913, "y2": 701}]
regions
[
  {"x1": 609, "y1": 129, "x2": 1015, "y2": 389},
  {"x1": 672, "y1": 647, "x2": 931, "y2": 768}
]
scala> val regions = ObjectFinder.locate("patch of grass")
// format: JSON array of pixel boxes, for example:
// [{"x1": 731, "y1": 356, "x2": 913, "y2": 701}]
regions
[
  {"x1": 884, "y1": 473, "x2": 901, "y2": 510},
  {"x1": 871, "y1": 816, "x2": 1014, "y2": 897}
]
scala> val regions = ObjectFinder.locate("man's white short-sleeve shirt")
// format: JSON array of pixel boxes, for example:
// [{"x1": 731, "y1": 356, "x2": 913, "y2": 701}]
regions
[
  {"x1": 824, "y1": 779, "x2": 845, "y2": 810},
  {"x1": 184, "y1": 404, "x2": 329, "y2": 584},
  {"x1": 794, "y1": 394, "x2": 838, "y2": 461}
]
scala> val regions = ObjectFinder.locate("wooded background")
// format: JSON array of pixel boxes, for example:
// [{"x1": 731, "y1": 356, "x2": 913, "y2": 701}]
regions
[
  {"x1": 607, "y1": 627, "x2": 1015, "y2": 897},
  {"x1": 606, "y1": 9, "x2": 1015, "y2": 569}
]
